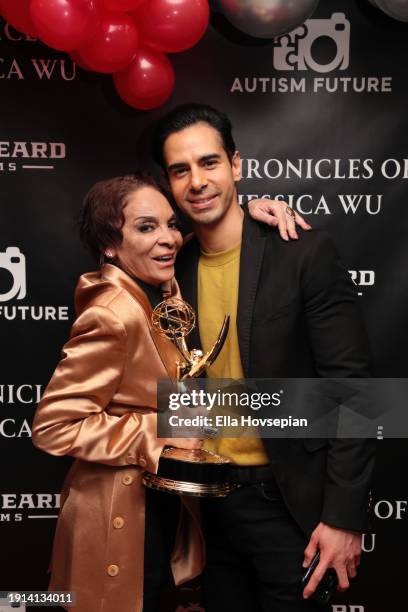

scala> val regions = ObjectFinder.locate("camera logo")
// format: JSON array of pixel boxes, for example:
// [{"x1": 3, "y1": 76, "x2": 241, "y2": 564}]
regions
[
  {"x1": 273, "y1": 13, "x2": 350, "y2": 73},
  {"x1": 0, "y1": 247, "x2": 27, "y2": 302}
]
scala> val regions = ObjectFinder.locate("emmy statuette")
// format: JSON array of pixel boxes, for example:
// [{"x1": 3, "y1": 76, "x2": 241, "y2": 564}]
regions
[{"x1": 142, "y1": 297, "x2": 233, "y2": 497}]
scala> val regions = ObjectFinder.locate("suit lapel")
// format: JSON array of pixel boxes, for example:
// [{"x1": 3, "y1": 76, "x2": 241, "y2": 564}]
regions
[
  {"x1": 237, "y1": 212, "x2": 267, "y2": 377},
  {"x1": 177, "y1": 215, "x2": 267, "y2": 372},
  {"x1": 175, "y1": 239, "x2": 202, "y2": 352}
]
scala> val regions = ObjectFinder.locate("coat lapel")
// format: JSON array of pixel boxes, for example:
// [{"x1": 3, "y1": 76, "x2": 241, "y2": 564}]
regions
[
  {"x1": 237, "y1": 211, "x2": 267, "y2": 377},
  {"x1": 100, "y1": 264, "x2": 178, "y2": 379}
]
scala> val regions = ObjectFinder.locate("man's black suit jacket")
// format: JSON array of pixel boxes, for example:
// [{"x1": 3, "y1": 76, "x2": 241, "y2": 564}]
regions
[{"x1": 175, "y1": 210, "x2": 375, "y2": 537}]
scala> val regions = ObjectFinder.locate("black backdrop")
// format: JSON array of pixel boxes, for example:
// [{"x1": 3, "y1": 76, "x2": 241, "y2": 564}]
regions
[{"x1": 1, "y1": 0, "x2": 407, "y2": 610}]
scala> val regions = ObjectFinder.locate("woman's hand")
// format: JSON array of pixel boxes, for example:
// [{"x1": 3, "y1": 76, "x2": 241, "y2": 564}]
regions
[{"x1": 247, "y1": 198, "x2": 312, "y2": 241}]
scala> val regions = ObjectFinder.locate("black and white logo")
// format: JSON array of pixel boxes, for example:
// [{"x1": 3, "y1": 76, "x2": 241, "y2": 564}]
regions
[
  {"x1": 0, "y1": 247, "x2": 69, "y2": 321},
  {"x1": 273, "y1": 13, "x2": 350, "y2": 73},
  {"x1": 231, "y1": 12, "x2": 392, "y2": 95},
  {"x1": 0, "y1": 247, "x2": 26, "y2": 302}
]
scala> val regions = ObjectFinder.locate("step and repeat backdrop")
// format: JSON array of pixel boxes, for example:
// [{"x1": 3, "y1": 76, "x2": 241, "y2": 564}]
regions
[{"x1": 1, "y1": 0, "x2": 407, "y2": 610}]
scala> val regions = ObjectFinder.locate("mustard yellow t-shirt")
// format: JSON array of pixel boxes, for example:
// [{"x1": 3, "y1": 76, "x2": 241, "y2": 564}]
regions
[{"x1": 198, "y1": 242, "x2": 268, "y2": 466}]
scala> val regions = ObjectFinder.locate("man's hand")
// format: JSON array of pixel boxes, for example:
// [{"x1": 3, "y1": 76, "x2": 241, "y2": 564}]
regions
[
  {"x1": 247, "y1": 198, "x2": 312, "y2": 241},
  {"x1": 302, "y1": 522, "x2": 362, "y2": 599}
]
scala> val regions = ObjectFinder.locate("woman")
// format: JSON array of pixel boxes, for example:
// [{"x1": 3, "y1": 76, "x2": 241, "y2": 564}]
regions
[
  {"x1": 32, "y1": 173, "x2": 305, "y2": 612},
  {"x1": 32, "y1": 174, "x2": 205, "y2": 612}
]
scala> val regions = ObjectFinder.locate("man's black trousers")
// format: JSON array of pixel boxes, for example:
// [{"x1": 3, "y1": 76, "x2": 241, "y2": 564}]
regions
[{"x1": 201, "y1": 476, "x2": 325, "y2": 612}]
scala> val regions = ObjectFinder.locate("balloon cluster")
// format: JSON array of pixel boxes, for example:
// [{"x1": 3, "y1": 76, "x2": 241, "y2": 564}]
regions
[{"x1": 0, "y1": 0, "x2": 210, "y2": 110}]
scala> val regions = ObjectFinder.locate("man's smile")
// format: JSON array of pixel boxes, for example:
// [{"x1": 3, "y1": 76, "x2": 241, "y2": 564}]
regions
[{"x1": 187, "y1": 193, "x2": 219, "y2": 209}]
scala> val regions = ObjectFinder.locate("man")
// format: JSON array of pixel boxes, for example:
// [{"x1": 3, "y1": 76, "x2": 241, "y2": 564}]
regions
[{"x1": 152, "y1": 104, "x2": 375, "y2": 612}]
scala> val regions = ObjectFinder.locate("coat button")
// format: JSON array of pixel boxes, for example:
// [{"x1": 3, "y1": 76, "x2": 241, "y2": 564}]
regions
[
  {"x1": 126, "y1": 454, "x2": 136, "y2": 464},
  {"x1": 113, "y1": 516, "x2": 125, "y2": 529},
  {"x1": 122, "y1": 474, "x2": 134, "y2": 486},
  {"x1": 139, "y1": 456, "x2": 147, "y2": 468},
  {"x1": 107, "y1": 564, "x2": 119, "y2": 577}
]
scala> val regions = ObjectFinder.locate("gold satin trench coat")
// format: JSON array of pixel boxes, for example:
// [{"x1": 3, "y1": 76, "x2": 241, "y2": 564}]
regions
[{"x1": 32, "y1": 263, "x2": 204, "y2": 612}]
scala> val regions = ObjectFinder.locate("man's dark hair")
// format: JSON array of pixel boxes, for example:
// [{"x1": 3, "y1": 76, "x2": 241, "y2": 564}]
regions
[
  {"x1": 79, "y1": 172, "x2": 164, "y2": 263},
  {"x1": 152, "y1": 103, "x2": 237, "y2": 171}
]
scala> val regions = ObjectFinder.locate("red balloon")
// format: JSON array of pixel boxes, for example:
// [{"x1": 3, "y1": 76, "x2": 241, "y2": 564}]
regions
[
  {"x1": 113, "y1": 47, "x2": 175, "y2": 110},
  {"x1": 101, "y1": 0, "x2": 146, "y2": 11},
  {"x1": 30, "y1": 0, "x2": 99, "y2": 51},
  {"x1": 69, "y1": 50, "x2": 93, "y2": 70},
  {"x1": 0, "y1": 0, "x2": 37, "y2": 36},
  {"x1": 133, "y1": 0, "x2": 209, "y2": 53},
  {"x1": 76, "y1": 11, "x2": 139, "y2": 73}
]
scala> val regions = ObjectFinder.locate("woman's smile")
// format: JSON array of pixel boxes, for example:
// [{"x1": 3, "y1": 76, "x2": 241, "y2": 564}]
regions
[{"x1": 109, "y1": 186, "x2": 182, "y2": 286}]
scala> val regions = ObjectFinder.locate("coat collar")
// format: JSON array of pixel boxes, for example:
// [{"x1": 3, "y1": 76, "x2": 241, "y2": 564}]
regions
[
  {"x1": 101, "y1": 263, "x2": 153, "y2": 314},
  {"x1": 100, "y1": 264, "x2": 180, "y2": 380}
]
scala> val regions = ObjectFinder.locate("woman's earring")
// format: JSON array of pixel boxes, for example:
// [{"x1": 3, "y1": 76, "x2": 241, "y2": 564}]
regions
[{"x1": 105, "y1": 250, "x2": 114, "y2": 258}]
